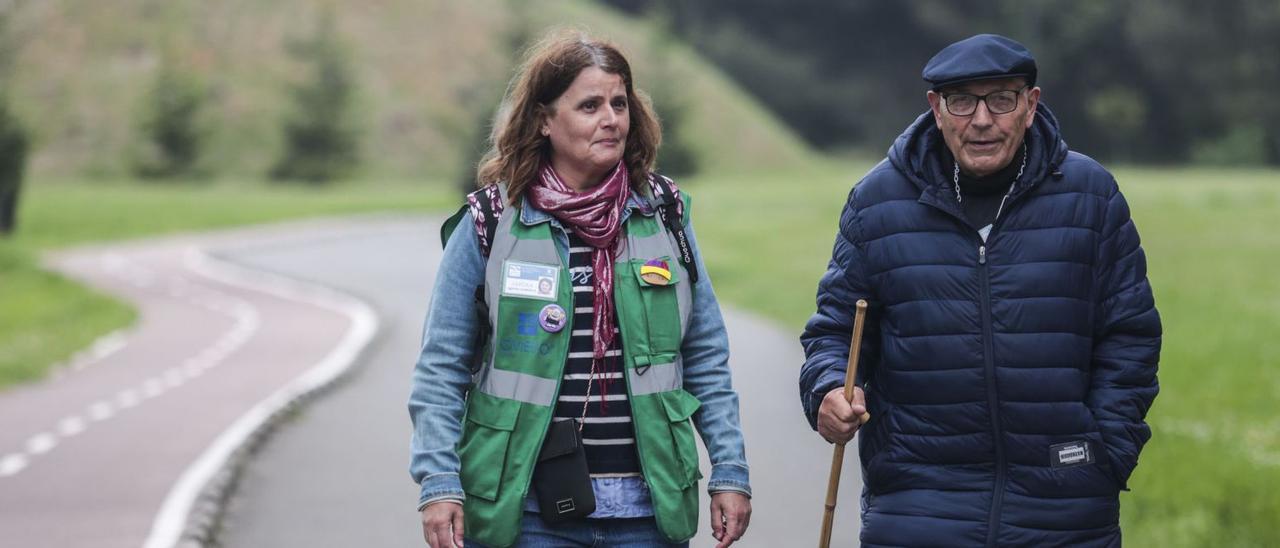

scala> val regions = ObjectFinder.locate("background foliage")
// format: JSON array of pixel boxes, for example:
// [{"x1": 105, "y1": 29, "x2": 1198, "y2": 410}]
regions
[{"x1": 607, "y1": 0, "x2": 1280, "y2": 165}]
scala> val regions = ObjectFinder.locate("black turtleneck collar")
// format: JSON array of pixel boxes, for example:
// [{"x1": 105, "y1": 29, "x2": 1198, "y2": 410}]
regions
[{"x1": 946, "y1": 141, "x2": 1027, "y2": 196}]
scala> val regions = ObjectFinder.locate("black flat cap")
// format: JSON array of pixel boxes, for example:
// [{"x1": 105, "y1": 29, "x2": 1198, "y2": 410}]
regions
[{"x1": 922, "y1": 34, "x2": 1037, "y2": 90}]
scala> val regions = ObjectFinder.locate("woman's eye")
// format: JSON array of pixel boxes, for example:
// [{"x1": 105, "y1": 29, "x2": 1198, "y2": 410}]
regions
[
  {"x1": 612, "y1": 99, "x2": 627, "y2": 111},
  {"x1": 581, "y1": 101, "x2": 597, "y2": 112}
]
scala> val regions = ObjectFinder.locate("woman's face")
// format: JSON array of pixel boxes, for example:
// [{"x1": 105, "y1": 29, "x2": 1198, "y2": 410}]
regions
[{"x1": 540, "y1": 66, "x2": 630, "y2": 189}]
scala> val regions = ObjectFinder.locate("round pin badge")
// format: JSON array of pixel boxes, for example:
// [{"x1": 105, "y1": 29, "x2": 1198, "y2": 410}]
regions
[
  {"x1": 539, "y1": 304, "x2": 567, "y2": 333},
  {"x1": 639, "y1": 258, "x2": 672, "y2": 286}
]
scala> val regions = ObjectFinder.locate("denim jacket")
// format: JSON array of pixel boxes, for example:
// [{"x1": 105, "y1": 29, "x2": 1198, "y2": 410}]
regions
[{"x1": 409, "y1": 191, "x2": 751, "y2": 511}]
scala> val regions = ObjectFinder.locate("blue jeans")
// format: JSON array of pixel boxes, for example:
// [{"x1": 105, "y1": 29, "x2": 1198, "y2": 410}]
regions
[{"x1": 466, "y1": 512, "x2": 689, "y2": 547}]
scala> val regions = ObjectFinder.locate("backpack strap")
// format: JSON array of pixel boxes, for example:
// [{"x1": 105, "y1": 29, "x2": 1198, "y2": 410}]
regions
[
  {"x1": 438, "y1": 185, "x2": 505, "y2": 374},
  {"x1": 468, "y1": 184, "x2": 504, "y2": 258},
  {"x1": 647, "y1": 173, "x2": 699, "y2": 284},
  {"x1": 441, "y1": 184, "x2": 505, "y2": 257},
  {"x1": 440, "y1": 205, "x2": 468, "y2": 248}
]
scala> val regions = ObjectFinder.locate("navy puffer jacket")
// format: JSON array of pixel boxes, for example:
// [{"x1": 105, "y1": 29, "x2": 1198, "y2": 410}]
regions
[{"x1": 800, "y1": 104, "x2": 1160, "y2": 547}]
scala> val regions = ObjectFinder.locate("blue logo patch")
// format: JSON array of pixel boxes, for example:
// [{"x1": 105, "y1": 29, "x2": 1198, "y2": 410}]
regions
[{"x1": 517, "y1": 313, "x2": 539, "y2": 335}]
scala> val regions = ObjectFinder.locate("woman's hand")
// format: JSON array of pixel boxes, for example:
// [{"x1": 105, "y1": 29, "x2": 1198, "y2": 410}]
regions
[
  {"x1": 421, "y1": 500, "x2": 464, "y2": 548},
  {"x1": 710, "y1": 491, "x2": 752, "y2": 548}
]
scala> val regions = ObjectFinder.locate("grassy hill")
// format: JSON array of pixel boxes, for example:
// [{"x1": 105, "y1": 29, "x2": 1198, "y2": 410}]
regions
[
  {"x1": 4, "y1": 0, "x2": 813, "y2": 181},
  {"x1": 0, "y1": 0, "x2": 815, "y2": 389}
]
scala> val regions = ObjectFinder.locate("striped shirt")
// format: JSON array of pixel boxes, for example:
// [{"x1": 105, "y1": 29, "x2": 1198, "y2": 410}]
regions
[{"x1": 554, "y1": 230, "x2": 641, "y2": 477}]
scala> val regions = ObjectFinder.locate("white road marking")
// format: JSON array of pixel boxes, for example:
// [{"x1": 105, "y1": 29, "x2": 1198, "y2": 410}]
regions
[
  {"x1": 87, "y1": 401, "x2": 115, "y2": 422},
  {"x1": 141, "y1": 378, "x2": 165, "y2": 399},
  {"x1": 163, "y1": 369, "x2": 185, "y2": 388},
  {"x1": 0, "y1": 454, "x2": 27, "y2": 477},
  {"x1": 117, "y1": 389, "x2": 141, "y2": 409},
  {"x1": 58, "y1": 417, "x2": 87, "y2": 437},
  {"x1": 25, "y1": 433, "x2": 57, "y2": 455},
  {"x1": 49, "y1": 330, "x2": 130, "y2": 380},
  {"x1": 182, "y1": 360, "x2": 205, "y2": 377}
]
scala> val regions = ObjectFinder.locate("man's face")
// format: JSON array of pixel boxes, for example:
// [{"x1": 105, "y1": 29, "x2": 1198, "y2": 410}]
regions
[{"x1": 927, "y1": 77, "x2": 1040, "y2": 177}]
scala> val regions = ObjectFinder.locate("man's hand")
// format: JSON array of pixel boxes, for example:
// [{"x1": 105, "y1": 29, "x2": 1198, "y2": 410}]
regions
[
  {"x1": 421, "y1": 500, "x2": 464, "y2": 548},
  {"x1": 818, "y1": 386, "x2": 867, "y2": 444},
  {"x1": 710, "y1": 491, "x2": 752, "y2": 548}
]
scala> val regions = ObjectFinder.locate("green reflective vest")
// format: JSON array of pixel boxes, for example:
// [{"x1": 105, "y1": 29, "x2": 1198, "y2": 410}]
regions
[{"x1": 452, "y1": 188, "x2": 702, "y2": 547}]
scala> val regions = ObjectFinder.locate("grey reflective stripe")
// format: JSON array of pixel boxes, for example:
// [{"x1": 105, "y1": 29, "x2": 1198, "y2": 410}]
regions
[
  {"x1": 475, "y1": 184, "x2": 566, "y2": 408},
  {"x1": 624, "y1": 225, "x2": 693, "y2": 335},
  {"x1": 484, "y1": 185, "x2": 515, "y2": 331},
  {"x1": 478, "y1": 367, "x2": 559, "y2": 407},
  {"x1": 627, "y1": 356, "x2": 683, "y2": 396}
]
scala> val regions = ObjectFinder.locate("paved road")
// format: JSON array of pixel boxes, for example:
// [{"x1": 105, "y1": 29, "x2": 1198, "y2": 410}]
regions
[
  {"x1": 0, "y1": 221, "x2": 380, "y2": 548},
  {"x1": 216, "y1": 217, "x2": 863, "y2": 547}
]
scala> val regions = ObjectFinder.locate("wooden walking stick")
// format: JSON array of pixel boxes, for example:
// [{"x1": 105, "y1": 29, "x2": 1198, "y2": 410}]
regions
[{"x1": 818, "y1": 299, "x2": 871, "y2": 548}]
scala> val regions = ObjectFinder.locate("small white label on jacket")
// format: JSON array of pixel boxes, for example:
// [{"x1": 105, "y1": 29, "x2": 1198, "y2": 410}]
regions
[
  {"x1": 1050, "y1": 440, "x2": 1095, "y2": 468},
  {"x1": 502, "y1": 261, "x2": 559, "y2": 301}
]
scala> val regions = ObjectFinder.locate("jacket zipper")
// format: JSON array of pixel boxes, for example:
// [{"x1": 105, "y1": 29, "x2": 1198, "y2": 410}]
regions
[
  {"x1": 979, "y1": 243, "x2": 1006, "y2": 547},
  {"x1": 922, "y1": 183, "x2": 1035, "y2": 546}
]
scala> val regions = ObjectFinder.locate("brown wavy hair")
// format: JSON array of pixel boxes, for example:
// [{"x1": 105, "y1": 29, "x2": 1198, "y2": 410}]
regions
[{"x1": 476, "y1": 29, "x2": 661, "y2": 205}]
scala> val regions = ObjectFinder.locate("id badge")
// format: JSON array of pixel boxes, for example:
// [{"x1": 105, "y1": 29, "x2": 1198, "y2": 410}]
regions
[{"x1": 501, "y1": 260, "x2": 559, "y2": 301}]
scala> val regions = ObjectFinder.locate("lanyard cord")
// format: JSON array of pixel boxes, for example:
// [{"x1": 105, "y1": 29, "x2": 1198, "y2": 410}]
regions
[{"x1": 953, "y1": 141, "x2": 1028, "y2": 224}]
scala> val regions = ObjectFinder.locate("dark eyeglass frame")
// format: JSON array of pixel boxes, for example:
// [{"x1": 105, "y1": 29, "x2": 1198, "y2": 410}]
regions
[{"x1": 941, "y1": 85, "x2": 1030, "y2": 116}]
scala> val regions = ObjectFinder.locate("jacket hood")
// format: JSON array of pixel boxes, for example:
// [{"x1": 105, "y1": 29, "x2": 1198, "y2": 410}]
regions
[{"x1": 888, "y1": 102, "x2": 1069, "y2": 200}]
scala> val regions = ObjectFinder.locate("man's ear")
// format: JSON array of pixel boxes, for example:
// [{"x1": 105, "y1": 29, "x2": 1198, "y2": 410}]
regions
[
  {"x1": 1023, "y1": 87, "x2": 1041, "y2": 129},
  {"x1": 927, "y1": 90, "x2": 944, "y2": 126}
]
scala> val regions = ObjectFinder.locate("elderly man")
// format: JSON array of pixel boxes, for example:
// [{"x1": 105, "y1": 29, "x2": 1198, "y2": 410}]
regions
[{"x1": 799, "y1": 34, "x2": 1160, "y2": 546}]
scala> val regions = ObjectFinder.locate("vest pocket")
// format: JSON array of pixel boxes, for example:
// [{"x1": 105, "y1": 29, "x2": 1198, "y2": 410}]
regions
[
  {"x1": 632, "y1": 258, "x2": 682, "y2": 354},
  {"x1": 458, "y1": 392, "x2": 521, "y2": 502},
  {"x1": 660, "y1": 389, "x2": 704, "y2": 488}
]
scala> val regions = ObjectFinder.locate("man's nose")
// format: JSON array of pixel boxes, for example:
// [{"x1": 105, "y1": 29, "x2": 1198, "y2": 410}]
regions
[{"x1": 971, "y1": 100, "x2": 995, "y2": 127}]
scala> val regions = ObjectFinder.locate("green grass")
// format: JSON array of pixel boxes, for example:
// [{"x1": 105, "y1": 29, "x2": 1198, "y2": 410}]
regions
[
  {"x1": 687, "y1": 164, "x2": 1280, "y2": 546},
  {"x1": 0, "y1": 179, "x2": 452, "y2": 388},
  {"x1": 0, "y1": 244, "x2": 137, "y2": 387}
]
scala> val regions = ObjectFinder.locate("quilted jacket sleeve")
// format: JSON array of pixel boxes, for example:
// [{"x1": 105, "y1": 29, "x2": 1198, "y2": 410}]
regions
[
  {"x1": 1087, "y1": 183, "x2": 1161, "y2": 489},
  {"x1": 799, "y1": 187, "x2": 881, "y2": 431}
]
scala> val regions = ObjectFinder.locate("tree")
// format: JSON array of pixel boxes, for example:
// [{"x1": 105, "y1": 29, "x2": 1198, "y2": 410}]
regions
[
  {"x1": 0, "y1": 7, "x2": 28, "y2": 235},
  {"x1": 133, "y1": 57, "x2": 207, "y2": 180},
  {"x1": 270, "y1": 8, "x2": 360, "y2": 183},
  {"x1": 642, "y1": 11, "x2": 700, "y2": 177},
  {"x1": 0, "y1": 99, "x2": 27, "y2": 236}
]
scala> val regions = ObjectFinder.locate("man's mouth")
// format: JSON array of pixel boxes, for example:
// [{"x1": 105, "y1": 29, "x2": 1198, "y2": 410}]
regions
[{"x1": 966, "y1": 139, "x2": 1001, "y2": 152}]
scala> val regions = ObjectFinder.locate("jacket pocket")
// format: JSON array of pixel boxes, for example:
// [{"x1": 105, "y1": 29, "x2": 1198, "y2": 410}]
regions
[
  {"x1": 660, "y1": 389, "x2": 703, "y2": 489},
  {"x1": 1083, "y1": 406, "x2": 1129, "y2": 490},
  {"x1": 633, "y1": 258, "x2": 682, "y2": 354},
  {"x1": 457, "y1": 392, "x2": 521, "y2": 502},
  {"x1": 860, "y1": 398, "x2": 898, "y2": 494}
]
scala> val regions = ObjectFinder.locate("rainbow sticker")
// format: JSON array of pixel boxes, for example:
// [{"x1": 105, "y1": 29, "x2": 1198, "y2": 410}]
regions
[{"x1": 640, "y1": 259, "x2": 671, "y2": 285}]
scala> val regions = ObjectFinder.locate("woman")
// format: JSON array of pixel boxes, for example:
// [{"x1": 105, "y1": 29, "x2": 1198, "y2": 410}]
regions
[{"x1": 409, "y1": 30, "x2": 752, "y2": 548}]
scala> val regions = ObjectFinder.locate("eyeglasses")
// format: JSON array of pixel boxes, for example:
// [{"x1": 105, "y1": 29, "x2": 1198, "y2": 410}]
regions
[{"x1": 941, "y1": 86, "x2": 1028, "y2": 116}]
